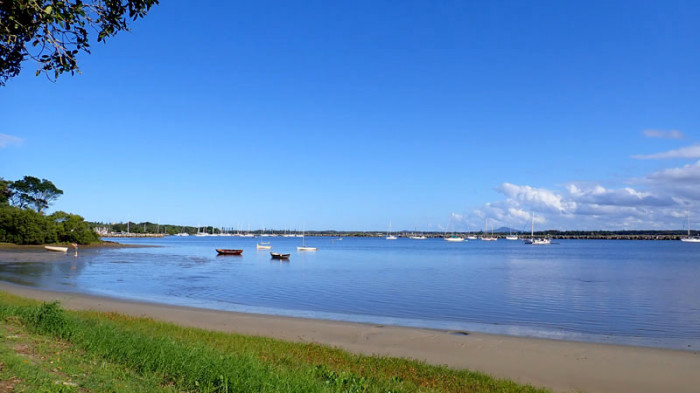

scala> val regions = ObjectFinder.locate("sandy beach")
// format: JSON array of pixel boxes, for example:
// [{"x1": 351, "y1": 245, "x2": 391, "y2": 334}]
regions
[{"x1": 0, "y1": 281, "x2": 697, "y2": 393}]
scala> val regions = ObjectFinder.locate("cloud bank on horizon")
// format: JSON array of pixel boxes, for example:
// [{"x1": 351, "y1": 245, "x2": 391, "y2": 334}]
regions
[{"x1": 465, "y1": 138, "x2": 700, "y2": 231}]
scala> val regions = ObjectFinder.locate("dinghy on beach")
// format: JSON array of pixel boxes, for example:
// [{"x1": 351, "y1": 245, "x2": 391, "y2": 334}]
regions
[{"x1": 45, "y1": 246, "x2": 68, "y2": 252}]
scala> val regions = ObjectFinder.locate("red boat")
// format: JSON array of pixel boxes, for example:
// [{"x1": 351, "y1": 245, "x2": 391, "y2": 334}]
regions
[{"x1": 216, "y1": 249, "x2": 243, "y2": 256}]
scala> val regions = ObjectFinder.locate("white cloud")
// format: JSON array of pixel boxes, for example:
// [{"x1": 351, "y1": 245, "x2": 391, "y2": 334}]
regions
[
  {"x1": 0, "y1": 133, "x2": 24, "y2": 148},
  {"x1": 641, "y1": 160, "x2": 700, "y2": 200},
  {"x1": 564, "y1": 184, "x2": 673, "y2": 207},
  {"x1": 473, "y1": 179, "x2": 694, "y2": 230},
  {"x1": 507, "y1": 207, "x2": 531, "y2": 221},
  {"x1": 497, "y1": 183, "x2": 573, "y2": 213},
  {"x1": 643, "y1": 129, "x2": 684, "y2": 139},
  {"x1": 645, "y1": 160, "x2": 700, "y2": 184},
  {"x1": 632, "y1": 144, "x2": 700, "y2": 160}
]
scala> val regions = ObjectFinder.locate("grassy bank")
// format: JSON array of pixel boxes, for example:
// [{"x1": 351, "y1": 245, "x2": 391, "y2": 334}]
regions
[{"x1": 0, "y1": 292, "x2": 551, "y2": 393}]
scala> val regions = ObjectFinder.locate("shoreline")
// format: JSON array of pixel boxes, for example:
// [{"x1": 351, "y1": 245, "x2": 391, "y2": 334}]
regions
[
  {"x1": 1, "y1": 281, "x2": 698, "y2": 393},
  {"x1": 0, "y1": 241, "x2": 156, "y2": 250}
]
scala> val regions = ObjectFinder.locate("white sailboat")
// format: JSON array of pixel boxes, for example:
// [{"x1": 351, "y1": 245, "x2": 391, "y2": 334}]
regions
[
  {"x1": 481, "y1": 219, "x2": 497, "y2": 241},
  {"x1": 681, "y1": 210, "x2": 700, "y2": 243},
  {"x1": 444, "y1": 216, "x2": 465, "y2": 242},
  {"x1": 257, "y1": 228, "x2": 272, "y2": 250},
  {"x1": 297, "y1": 227, "x2": 317, "y2": 251},
  {"x1": 466, "y1": 225, "x2": 477, "y2": 240},
  {"x1": 524, "y1": 212, "x2": 551, "y2": 245},
  {"x1": 505, "y1": 224, "x2": 519, "y2": 240},
  {"x1": 386, "y1": 221, "x2": 397, "y2": 240}
]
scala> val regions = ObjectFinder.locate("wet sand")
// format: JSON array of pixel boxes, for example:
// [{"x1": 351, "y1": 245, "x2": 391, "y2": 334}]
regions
[{"x1": 0, "y1": 282, "x2": 698, "y2": 393}]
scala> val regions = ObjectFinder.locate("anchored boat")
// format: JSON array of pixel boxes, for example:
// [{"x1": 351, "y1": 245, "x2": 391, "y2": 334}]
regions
[{"x1": 216, "y1": 249, "x2": 243, "y2": 255}]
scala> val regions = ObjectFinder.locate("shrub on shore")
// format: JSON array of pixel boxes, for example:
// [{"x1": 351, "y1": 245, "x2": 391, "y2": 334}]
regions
[{"x1": 0, "y1": 206, "x2": 99, "y2": 245}]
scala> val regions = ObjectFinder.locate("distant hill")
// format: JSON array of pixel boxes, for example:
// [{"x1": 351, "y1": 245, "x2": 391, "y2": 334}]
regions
[{"x1": 493, "y1": 226, "x2": 523, "y2": 233}]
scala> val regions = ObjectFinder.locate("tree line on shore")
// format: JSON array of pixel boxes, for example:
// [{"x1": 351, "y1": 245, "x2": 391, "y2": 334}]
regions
[{"x1": 0, "y1": 176, "x2": 99, "y2": 245}]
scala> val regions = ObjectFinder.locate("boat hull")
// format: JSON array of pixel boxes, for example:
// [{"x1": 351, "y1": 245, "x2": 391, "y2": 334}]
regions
[
  {"x1": 44, "y1": 246, "x2": 68, "y2": 252},
  {"x1": 297, "y1": 246, "x2": 317, "y2": 251},
  {"x1": 216, "y1": 249, "x2": 243, "y2": 255},
  {"x1": 270, "y1": 252, "x2": 290, "y2": 259}
]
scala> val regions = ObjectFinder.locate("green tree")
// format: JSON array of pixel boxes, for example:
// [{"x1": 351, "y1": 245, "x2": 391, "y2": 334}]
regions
[
  {"x1": 50, "y1": 210, "x2": 99, "y2": 243},
  {"x1": 1, "y1": 0, "x2": 159, "y2": 86},
  {"x1": 0, "y1": 205, "x2": 58, "y2": 244},
  {"x1": 0, "y1": 177, "x2": 11, "y2": 206},
  {"x1": 9, "y1": 175, "x2": 63, "y2": 213}
]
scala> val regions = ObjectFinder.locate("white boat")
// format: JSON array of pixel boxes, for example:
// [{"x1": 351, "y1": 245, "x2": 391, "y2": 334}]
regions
[
  {"x1": 466, "y1": 235, "x2": 478, "y2": 240},
  {"x1": 386, "y1": 221, "x2": 397, "y2": 240},
  {"x1": 409, "y1": 235, "x2": 427, "y2": 240},
  {"x1": 297, "y1": 227, "x2": 317, "y2": 251},
  {"x1": 45, "y1": 246, "x2": 68, "y2": 252},
  {"x1": 257, "y1": 231, "x2": 272, "y2": 249},
  {"x1": 194, "y1": 225, "x2": 209, "y2": 237},
  {"x1": 505, "y1": 225, "x2": 518, "y2": 240},
  {"x1": 681, "y1": 210, "x2": 700, "y2": 242},
  {"x1": 444, "y1": 216, "x2": 465, "y2": 242},
  {"x1": 525, "y1": 212, "x2": 551, "y2": 245},
  {"x1": 481, "y1": 219, "x2": 497, "y2": 241}
]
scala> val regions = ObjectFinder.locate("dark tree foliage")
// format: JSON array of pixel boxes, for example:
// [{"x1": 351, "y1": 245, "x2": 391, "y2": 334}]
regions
[
  {"x1": 0, "y1": 0, "x2": 158, "y2": 86},
  {"x1": 50, "y1": 210, "x2": 99, "y2": 243},
  {"x1": 9, "y1": 175, "x2": 63, "y2": 213},
  {"x1": 0, "y1": 177, "x2": 11, "y2": 206},
  {"x1": 0, "y1": 206, "x2": 99, "y2": 244},
  {"x1": 0, "y1": 205, "x2": 58, "y2": 244}
]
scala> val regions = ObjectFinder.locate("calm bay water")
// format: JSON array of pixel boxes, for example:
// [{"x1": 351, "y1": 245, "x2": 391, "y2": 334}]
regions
[{"x1": 1, "y1": 236, "x2": 699, "y2": 350}]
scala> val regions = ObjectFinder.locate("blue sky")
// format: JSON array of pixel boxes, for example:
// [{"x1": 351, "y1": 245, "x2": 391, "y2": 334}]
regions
[{"x1": 2, "y1": 0, "x2": 699, "y2": 231}]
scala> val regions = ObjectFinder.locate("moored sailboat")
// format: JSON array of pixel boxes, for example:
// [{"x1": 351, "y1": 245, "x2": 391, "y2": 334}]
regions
[
  {"x1": 481, "y1": 219, "x2": 497, "y2": 241},
  {"x1": 524, "y1": 212, "x2": 551, "y2": 245},
  {"x1": 681, "y1": 210, "x2": 700, "y2": 243},
  {"x1": 386, "y1": 221, "x2": 397, "y2": 240},
  {"x1": 297, "y1": 227, "x2": 317, "y2": 251}
]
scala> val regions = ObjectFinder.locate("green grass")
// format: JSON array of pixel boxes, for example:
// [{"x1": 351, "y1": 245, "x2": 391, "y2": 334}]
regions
[{"x1": 0, "y1": 291, "x2": 552, "y2": 393}]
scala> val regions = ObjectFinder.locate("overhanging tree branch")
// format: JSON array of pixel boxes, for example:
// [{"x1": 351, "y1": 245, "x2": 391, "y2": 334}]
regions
[{"x1": 0, "y1": 0, "x2": 158, "y2": 86}]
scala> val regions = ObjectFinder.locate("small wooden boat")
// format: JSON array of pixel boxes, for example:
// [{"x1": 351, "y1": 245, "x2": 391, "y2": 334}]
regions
[
  {"x1": 270, "y1": 252, "x2": 290, "y2": 259},
  {"x1": 216, "y1": 249, "x2": 243, "y2": 255},
  {"x1": 45, "y1": 245, "x2": 68, "y2": 252}
]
